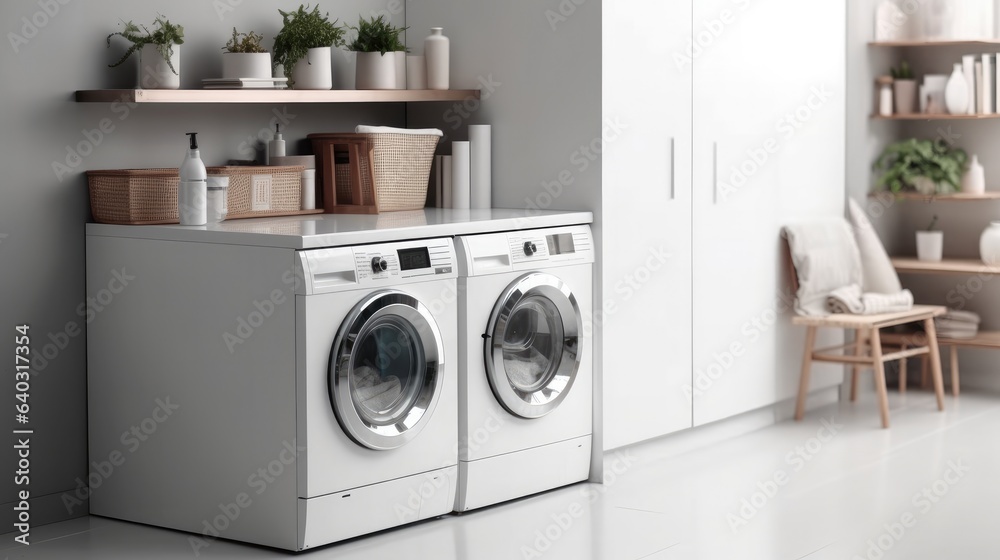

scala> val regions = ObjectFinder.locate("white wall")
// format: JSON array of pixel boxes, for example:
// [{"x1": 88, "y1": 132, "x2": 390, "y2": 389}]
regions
[{"x1": 0, "y1": 0, "x2": 404, "y2": 527}]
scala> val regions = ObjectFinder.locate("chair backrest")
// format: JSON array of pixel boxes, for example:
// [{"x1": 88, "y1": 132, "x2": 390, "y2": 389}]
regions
[{"x1": 782, "y1": 234, "x2": 800, "y2": 295}]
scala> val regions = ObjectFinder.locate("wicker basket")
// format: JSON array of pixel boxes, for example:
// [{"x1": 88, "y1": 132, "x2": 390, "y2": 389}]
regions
[
  {"x1": 309, "y1": 132, "x2": 439, "y2": 213},
  {"x1": 86, "y1": 166, "x2": 305, "y2": 225}
]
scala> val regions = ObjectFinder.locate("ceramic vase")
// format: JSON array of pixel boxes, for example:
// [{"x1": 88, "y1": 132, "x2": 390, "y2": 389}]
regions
[
  {"x1": 222, "y1": 52, "x2": 272, "y2": 80},
  {"x1": 355, "y1": 52, "x2": 397, "y2": 90},
  {"x1": 424, "y1": 27, "x2": 450, "y2": 90},
  {"x1": 139, "y1": 43, "x2": 180, "y2": 89},
  {"x1": 945, "y1": 63, "x2": 969, "y2": 115},
  {"x1": 291, "y1": 47, "x2": 333, "y2": 90},
  {"x1": 916, "y1": 231, "x2": 944, "y2": 262},
  {"x1": 962, "y1": 154, "x2": 986, "y2": 195},
  {"x1": 980, "y1": 222, "x2": 1000, "y2": 264}
]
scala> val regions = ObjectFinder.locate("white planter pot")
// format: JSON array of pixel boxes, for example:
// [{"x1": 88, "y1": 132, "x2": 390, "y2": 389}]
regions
[
  {"x1": 355, "y1": 52, "x2": 397, "y2": 90},
  {"x1": 139, "y1": 43, "x2": 180, "y2": 89},
  {"x1": 222, "y1": 52, "x2": 272, "y2": 80},
  {"x1": 291, "y1": 47, "x2": 333, "y2": 90},
  {"x1": 916, "y1": 231, "x2": 944, "y2": 262},
  {"x1": 980, "y1": 221, "x2": 1000, "y2": 265}
]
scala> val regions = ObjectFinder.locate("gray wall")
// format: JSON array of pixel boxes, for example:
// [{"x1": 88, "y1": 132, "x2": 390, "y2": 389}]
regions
[{"x1": 0, "y1": 0, "x2": 404, "y2": 527}]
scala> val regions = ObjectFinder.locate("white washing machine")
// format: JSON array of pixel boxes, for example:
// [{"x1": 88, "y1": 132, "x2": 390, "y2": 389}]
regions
[
  {"x1": 454, "y1": 224, "x2": 593, "y2": 512},
  {"x1": 87, "y1": 233, "x2": 458, "y2": 551}
]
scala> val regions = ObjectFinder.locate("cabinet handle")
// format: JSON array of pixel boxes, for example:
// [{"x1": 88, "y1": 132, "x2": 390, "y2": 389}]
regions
[
  {"x1": 669, "y1": 137, "x2": 676, "y2": 201},
  {"x1": 712, "y1": 142, "x2": 718, "y2": 205}
]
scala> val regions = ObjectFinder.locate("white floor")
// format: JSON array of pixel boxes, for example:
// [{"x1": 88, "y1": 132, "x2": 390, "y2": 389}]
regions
[{"x1": 4, "y1": 390, "x2": 998, "y2": 559}]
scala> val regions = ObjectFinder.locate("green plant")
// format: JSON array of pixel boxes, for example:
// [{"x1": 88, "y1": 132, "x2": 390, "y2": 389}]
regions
[
  {"x1": 873, "y1": 138, "x2": 968, "y2": 195},
  {"x1": 347, "y1": 15, "x2": 408, "y2": 54},
  {"x1": 272, "y1": 5, "x2": 345, "y2": 73},
  {"x1": 891, "y1": 60, "x2": 914, "y2": 81},
  {"x1": 224, "y1": 28, "x2": 268, "y2": 54},
  {"x1": 926, "y1": 215, "x2": 939, "y2": 231},
  {"x1": 106, "y1": 16, "x2": 184, "y2": 75}
]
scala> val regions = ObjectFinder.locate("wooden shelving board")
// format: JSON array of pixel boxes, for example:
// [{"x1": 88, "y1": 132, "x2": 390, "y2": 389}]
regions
[
  {"x1": 872, "y1": 113, "x2": 1000, "y2": 120},
  {"x1": 869, "y1": 40, "x2": 1000, "y2": 47},
  {"x1": 75, "y1": 89, "x2": 481, "y2": 104},
  {"x1": 871, "y1": 191, "x2": 1000, "y2": 201},
  {"x1": 883, "y1": 330, "x2": 1000, "y2": 349},
  {"x1": 892, "y1": 257, "x2": 1000, "y2": 275}
]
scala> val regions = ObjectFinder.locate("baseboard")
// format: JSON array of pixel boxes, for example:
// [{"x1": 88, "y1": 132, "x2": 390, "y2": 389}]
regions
[{"x1": 1, "y1": 490, "x2": 89, "y2": 534}]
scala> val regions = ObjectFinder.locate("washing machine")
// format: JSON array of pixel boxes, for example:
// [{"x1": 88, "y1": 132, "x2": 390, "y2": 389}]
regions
[
  {"x1": 453, "y1": 224, "x2": 593, "y2": 512},
  {"x1": 87, "y1": 232, "x2": 458, "y2": 551}
]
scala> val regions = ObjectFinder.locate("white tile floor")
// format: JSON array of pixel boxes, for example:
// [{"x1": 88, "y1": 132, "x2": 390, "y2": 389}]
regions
[{"x1": 4, "y1": 390, "x2": 998, "y2": 559}]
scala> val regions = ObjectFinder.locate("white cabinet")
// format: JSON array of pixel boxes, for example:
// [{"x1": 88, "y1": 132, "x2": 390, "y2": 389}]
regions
[
  {"x1": 603, "y1": 0, "x2": 846, "y2": 445},
  {"x1": 602, "y1": 0, "x2": 693, "y2": 449}
]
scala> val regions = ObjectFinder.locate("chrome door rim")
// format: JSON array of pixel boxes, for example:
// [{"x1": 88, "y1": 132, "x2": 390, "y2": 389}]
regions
[
  {"x1": 484, "y1": 273, "x2": 582, "y2": 419},
  {"x1": 329, "y1": 290, "x2": 444, "y2": 450}
]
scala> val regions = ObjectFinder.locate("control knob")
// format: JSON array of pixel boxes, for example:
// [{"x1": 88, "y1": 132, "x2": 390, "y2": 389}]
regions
[
  {"x1": 371, "y1": 257, "x2": 388, "y2": 273},
  {"x1": 523, "y1": 241, "x2": 537, "y2": 256}
]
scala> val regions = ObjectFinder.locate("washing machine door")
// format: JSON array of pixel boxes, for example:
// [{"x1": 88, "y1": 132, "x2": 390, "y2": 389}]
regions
[
  {"x1": 329, "y1": 290, "x2": 445, "y2": 451},
  {"x1": 485, "y1": 272, "x2": 582, "y2": 419}
]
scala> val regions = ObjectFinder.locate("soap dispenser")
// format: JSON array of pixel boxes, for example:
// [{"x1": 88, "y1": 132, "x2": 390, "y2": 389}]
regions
[
  {"x1": 267, "y1": 124, "x2": 286, "y2": 165},
  {"x1": 179, "y1": 132, "x2": 207, "y2": 226}
]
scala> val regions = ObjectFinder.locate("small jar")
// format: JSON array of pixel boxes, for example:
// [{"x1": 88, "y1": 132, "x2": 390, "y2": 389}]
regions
[
  {"x1": 206, "y1": 176, "x2": 229, "y2": 223},
  {"x1": 877, "y1": 76, "x2": 894, "y2": 117}
]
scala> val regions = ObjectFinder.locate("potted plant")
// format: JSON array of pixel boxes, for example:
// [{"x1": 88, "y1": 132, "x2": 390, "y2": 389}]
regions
[
  {"x1": 891, "y1": 60, "x2": 917, "y2": 115},
  {"x1": 107, "y1": 16, "x2": 184, "y2": 90},
  {"x1": 347, "y1": 15, "x2": 408, "y2": 90},
  {"x1": 917, "y1": 215, "x2": 943, "y2": 262},
  {"x1": 272, "y1": 4, "x2": 345, "y2": 90},
  {"x1": 222, "y1": 28, "x2": 271, "y2": 80},
  {"x1": 873, "y1": 138, "x2": 968, "y2": 195}
]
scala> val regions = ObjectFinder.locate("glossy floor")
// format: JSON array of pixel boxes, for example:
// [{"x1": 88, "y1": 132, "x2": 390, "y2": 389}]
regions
[{"x1": 4, "y1": 391, "x2": 997, "y2": 559}]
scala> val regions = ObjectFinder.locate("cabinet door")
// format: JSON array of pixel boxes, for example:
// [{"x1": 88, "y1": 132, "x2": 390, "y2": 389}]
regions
[
  {"x1": 602, "y1": 0, "x2": 693, "y2": 449},
  {"x1": 692, "y1": 0, "x2": 845, "y2": 425}
]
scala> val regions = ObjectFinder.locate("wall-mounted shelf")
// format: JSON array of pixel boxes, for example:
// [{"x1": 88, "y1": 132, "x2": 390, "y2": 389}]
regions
[
  {"x1": 869, "y1": 40, "x2": 1000, "y2": 47},
  {"x1": 871, "y1": 191, "x2": 1000, "y2": 201},
  {"x1": 75, "y1": 89, "x2": 481, "y2": 104},
  {"x1": 892, "y1": 257, "x2": 1000, "y2": 276},
  {"x1": 872, "y1": 113, "x2": 1000, "y2": 120}
]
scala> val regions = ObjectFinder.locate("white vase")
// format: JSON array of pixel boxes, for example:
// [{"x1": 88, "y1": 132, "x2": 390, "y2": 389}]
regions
[
  {"x1": 962, "y1": 154, "x2": 986, "y2": 194},
  {"x1": 355, "y1": 52, "x2": 397, "y2": 90},
  {"x1": 222, "y1": 52, "x2": 272, "y2": 80},
  {"x1": 394, "y1": 51, "x2": 407, "y2": 90},
  {"x1": 139, "y1": 43, "x2": 180, "y2": 89},
  {"x1": 945, "y1": 63, "x2": 969, "y2": 115},
  {"x1": 980, "y1": 222, "x2": 1000, "y2": 264},
  {"x1": 291, "y1": 47, "x2": 333, "y2": 90},
  {"x1": 916, "y1": 231, "x2": 944, "y2": 262},
  {"x1": 424, "y1": 27, "x2": 450, "y2": 90}
]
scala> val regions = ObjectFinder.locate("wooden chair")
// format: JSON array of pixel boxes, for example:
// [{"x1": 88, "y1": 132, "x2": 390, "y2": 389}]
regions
[{"x1": 784, "y1": 243, "x2": 947, "y2": 428}]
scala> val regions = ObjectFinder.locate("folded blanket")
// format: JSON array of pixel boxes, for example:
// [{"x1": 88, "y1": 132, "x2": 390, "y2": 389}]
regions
[
  {"x1": 827, "y1": 284, "x2": 914, "y2": 315},
  {"x1": 355, "y1": 125, "x2": 444, "y2": 137},
  {"x1": 939, "y1": 309, "x2": 981, "y2": 324},
  {"x1": 783, "y1": 220, "x2": 864, "y2": 316}
]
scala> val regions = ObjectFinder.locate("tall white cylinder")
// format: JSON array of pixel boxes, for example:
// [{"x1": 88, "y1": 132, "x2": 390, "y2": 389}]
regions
[
  {"x1": 442, "y1": 155, "x2": 453, "y2": 208},
  {"x1": 469, "y1": 125, "x2": 492, "y2": 209},
  {"x1": 425, "y1": 28, "x2": 450, "y2": 90},
  {"x1": 451, "y1": 142, "x2": 470, "y2": 210}
]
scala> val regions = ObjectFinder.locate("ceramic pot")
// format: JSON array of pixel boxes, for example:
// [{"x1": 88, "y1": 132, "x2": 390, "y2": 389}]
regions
[
  {"x1": 980, "y1": 221, "x2": 1000, "y2": 264},
  {"x1": 945, "y1": 63, "x2": 969, "y2": 115},
  {"x1": 916, "y1": 231, "x2": 944, "y2": 262},
  {"x1": 291, "y1": 47, "x2": 333, "y2": 90},
  {"x1": 893, "y1": 79, "x2": 917, "y2": 115},
  {"x1": 222, "y1": 52, "x2": 272, "y2": 80},
  {"x1": 355, "y1": 52, "x2": 396, "y2": 90},
  {"x1": 139, "y1": 43, "x2": 180, "y2": 89},
  {"x1": 424, "y1": 27, "x2": 450, "y2": 90}
]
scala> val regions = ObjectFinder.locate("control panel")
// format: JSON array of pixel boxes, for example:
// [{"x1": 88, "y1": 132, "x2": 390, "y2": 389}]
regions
[{"x1": 455, "y1": 225, "x2": 594, "y2": 277}]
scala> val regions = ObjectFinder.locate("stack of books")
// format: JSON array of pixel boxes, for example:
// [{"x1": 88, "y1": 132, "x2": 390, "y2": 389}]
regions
[{"x1": 202, "y1": 78, "x2": 288, "y2": 90}]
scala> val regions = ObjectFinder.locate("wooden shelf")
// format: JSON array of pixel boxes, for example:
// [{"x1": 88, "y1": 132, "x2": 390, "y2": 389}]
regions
[
  {"x1": 872, "y1": 113, "x2": 1000, "y2": 120},
  {"x1": 883, "y1": 330, "x2": 1000, "y2": 349},
  {"x1": 75, "y1": 89, "x2": 481, "y2": 104},
  {"x1": 871, "y1": 191, "x2": 1000, "y2": 202},
  {"x1": 869, "y1": 40, "x2": 1000, "y2": 47},
  {"x1": 892, "y1": 257, "x2": 1000, "y2": 276}
]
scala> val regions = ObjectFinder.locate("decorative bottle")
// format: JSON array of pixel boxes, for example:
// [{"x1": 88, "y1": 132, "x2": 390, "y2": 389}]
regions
[{"x1": 425, "y1": 27, "x2": 450, "y2": 91}]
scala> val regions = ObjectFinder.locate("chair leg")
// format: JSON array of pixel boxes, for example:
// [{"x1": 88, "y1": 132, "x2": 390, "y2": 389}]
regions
[
  {"x1": 923, "y1": 319, "x2": 946, "y2": 411},
  {"x1": 795, "y1": 326, "x2": 818, "y2": 422},
  {"x1": 871, "y1": 328, "x2": 891, "y2": 429},
  {"x1": 850, "y1": 329, "x2": 864, "y2": 402},
  {"x1": 950, "y1": 345, "x2": 960, "y2": 397},
  {"x1": 899, "y1": 341, "x2": 908, "y2": 394}
]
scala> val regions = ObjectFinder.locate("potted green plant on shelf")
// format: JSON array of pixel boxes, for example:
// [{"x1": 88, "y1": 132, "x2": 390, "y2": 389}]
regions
[
  {"x1": 916, "y1": 215, "x2": 943, "y2": 262},
  {"x1": 347, "y1": 15, "x2": 408, "y2": 90},
  {"x1": 873, "y1": 138, "x2": 968, "y2": 196},
  {"x1": 107, "y1": 16, "x2": 185, "y2": 90},
  {"x1": 891, "y1": 61, "x2": 917, "y2": 115},
  {"x1": 222, "y1": 28, "x2": 271, "y2": 80},
  {"x1": 272, "y1": 4, "x2": 345, "y2": 90}
]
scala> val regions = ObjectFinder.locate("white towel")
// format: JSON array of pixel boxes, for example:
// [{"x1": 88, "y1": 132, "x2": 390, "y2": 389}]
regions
[
  {"x1": 355, "y1": 125, "x2": 444, "y2": 137},
  {"x1": 939, "y1": 309, "x2": 981, "y2": 324},
  {"x1": 783, "y1": 220, "x2": 864, "y2": 316},
  {"x1": 826, "y1": 284, "x2": 914, "y2": 315},
  {"x1": 827, "y1": 284, "x2": 865, "y2": 314},
  {"x1": 353, "y1": 366, "x2": 402, "y2": 412}
]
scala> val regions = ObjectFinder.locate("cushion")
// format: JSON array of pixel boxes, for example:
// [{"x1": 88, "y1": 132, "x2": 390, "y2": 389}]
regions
[{"x1": 846, "y1": 198, "x2": 903, "y2": 294}]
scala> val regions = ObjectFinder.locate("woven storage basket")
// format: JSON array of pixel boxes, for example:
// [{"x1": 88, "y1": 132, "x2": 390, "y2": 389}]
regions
[
  {"x1": 310, "y1": 132, "x2": 439, "y2": 212},
  {"x1": 87, "y1": 166, "x2": 304, "y2": 224}
]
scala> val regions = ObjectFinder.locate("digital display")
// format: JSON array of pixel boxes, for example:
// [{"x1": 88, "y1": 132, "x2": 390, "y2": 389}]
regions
[
  {"x1": 546, "y1": 233, "x2": 575, "y2": 255},
  {"x1": 397, "y1": 247, "x2": 431, "y2": 271}
]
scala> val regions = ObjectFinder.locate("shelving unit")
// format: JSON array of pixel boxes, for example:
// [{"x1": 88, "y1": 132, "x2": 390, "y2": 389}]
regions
[
  {"x1": 870, "y1": 191, "x2": 1000, "y2": 201},
  {"x1": 869, "y1": 39, "x2": 1000, "y2": 47},
  {"x1": 872, "y1": 113, "x2": 1000, "y2": 120},
  {"x1": 75, "y1": 89, "x2": 481, "y2": 104},
  {"x1": 892, "y1": 257, "x2": 1000, "y2": 275}
]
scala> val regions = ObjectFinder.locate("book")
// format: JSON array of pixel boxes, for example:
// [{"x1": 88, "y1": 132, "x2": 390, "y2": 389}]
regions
[
  {"x1": 985, "y1": 53, "x2": 994, "y2": 114},
  {"x1": 976, "y1": 61, "x2": 984, "y2": 114}
]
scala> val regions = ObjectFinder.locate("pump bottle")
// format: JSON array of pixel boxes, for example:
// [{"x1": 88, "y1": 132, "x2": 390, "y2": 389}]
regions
[{"x1": 179, "y1": 132, "x2": 207, "y2": 226}]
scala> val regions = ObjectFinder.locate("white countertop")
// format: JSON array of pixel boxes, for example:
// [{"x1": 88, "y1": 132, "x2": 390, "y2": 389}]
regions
[{"x1": 85, "y1": 208, "x2": 594, "y2": 249}]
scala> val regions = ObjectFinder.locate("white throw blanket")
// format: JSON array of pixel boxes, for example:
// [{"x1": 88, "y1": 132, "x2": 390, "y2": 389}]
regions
[
  {"x1": 355, "y1": 125, "x2": 444, "y2": 137},
  {"x1": 783, "y1": 220, "x2": 864, "y2": 316},
  {"x1": 826, "y1": 284, "x2": 914, "y2": 315}
]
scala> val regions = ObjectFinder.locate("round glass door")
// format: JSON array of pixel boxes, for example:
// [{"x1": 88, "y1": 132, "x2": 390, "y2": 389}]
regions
[
  {"x1": 329, "y1": 290, "x2": 444, "y2": 450},
  {"x1": 485, "y1": 273, "x2": 582, "y2": 419}
]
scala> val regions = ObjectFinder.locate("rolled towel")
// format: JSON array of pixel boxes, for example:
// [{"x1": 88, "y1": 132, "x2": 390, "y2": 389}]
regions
[
  {"x1": 355, "y1": 125, "x2": 444, "y2": 137},
  {"x1": 827, "y1": 284, "x2": 865, "y2": 315},
  {"x1": 860, "y1": 289, "x2": 914, "y2": 314}
]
